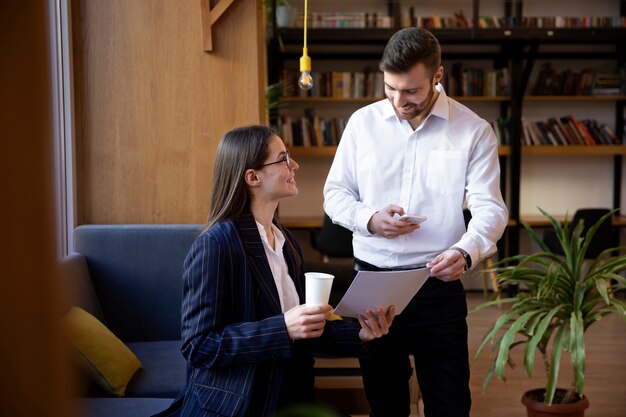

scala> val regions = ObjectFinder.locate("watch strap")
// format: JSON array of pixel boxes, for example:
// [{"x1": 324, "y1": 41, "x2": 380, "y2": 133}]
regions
[{"x1": 449, "y1": 246, "x2": 472, "y2": 270}]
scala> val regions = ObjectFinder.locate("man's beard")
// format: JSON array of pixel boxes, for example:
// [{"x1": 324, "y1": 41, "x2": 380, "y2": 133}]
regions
[{"x1": 390, "y1": 85, "x2": 435, "y2": 121}]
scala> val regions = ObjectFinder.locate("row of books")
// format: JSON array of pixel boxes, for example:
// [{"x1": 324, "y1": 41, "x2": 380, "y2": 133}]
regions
[
  {"x1": 278, "y1": 109, "x2": 514, "y2": 148},
  {"x1": 294, "y1": 12, "x2": 393, "y2": 29},
  {"x1": 492, "y1": 117, "x2": 512, "y2": 146},
  {"x1": 281, "y1": 69, "x2": 384, "y2": 99},
  {"x1": 278, "y1": 111, "x2": 347, "y2": 148},
  {"x1": 399, "y1": 12, "x2": 626, "y2": 30},
  {"x1": 445, "y1": 65, "x2": 510, "y2": 97},
  {"x1": 521, "y1": 115, "x2": 621, "y2": 146},
  {"x1": 278, "y1": 111, "x2": 622, "y2": 148},
  {"x1": 474, "y1": 15, "x2": 626, "y2": 29},
  {"x1": 516, "y1": 16, "x2": 626, "y2": 29},
  {"x1": 288, "y1": 9, "x2": 625, "y2": 30},
  {"x1": 401, "y1": 9, "x2": 470, "y2": 29},
  {"x1": 531, "y1": 63, "x2": 626, "y2": 96}
]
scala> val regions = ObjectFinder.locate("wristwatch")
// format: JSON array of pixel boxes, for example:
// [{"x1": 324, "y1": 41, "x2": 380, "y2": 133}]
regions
[{"x1": 450, "y1": 246, "x2": 472, "y2": 271}]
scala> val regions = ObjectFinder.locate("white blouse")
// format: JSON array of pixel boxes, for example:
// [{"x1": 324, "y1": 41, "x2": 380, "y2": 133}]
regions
[{"x1": 256, "y1": 221, "x2": 300, "y2": 312}]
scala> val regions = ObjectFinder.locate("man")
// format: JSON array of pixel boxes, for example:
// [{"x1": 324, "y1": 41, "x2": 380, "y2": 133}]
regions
[{"x1": 323, "y1": 27, "x2": 508, "y2": 417}]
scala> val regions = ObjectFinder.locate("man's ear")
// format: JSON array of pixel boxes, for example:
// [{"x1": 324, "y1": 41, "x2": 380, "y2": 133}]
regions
[
  {"x1": 244, "y1": 168, "x2": 261, "y2": 187},
  {"x1": 434, "y1": 66, "x2": 444, "y2": 84}
]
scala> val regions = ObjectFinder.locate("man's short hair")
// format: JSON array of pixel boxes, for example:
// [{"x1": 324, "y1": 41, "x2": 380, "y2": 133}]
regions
[{"x1": 379, "y1": 27, "x2": 441, "y2": 79}]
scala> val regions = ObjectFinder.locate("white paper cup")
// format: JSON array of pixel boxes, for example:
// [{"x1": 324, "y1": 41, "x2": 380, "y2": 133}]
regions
[{"x1": 305, "y1": 272, "x2": 334, "y2": 306}]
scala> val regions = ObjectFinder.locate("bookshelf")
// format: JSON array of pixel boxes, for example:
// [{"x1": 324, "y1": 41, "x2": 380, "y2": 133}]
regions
[{"x1": 267, "y1": 0, "x2": 626, "y2": 256}]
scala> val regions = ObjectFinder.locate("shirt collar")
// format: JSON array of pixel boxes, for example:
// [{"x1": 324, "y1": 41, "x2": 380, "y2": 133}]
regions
[
  {"x1": 255, "y1": 220, "x2": 285, "y2": 253},
  {"x1": 382, "y1": 83, "x2": 450, "y2": 123},
  {"x1": 430, "y1": 83, "x2": 449, "y2": 121}
]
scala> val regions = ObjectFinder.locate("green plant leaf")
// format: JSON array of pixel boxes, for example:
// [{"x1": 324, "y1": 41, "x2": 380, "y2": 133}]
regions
[
  {"x1": 595, "y1": 279, "x2": 610, "y2": 305},
  {"x1": 524, "y1": 305, "x2": 563, "y2": 376},
  {"x1": 546, "y1": 324, "x2": 569, "y2": 404},
  {"x1": 570, "y1": 310, "x2": 585, "y2": 395},
  {"x1": 494, "y1": 311, "x2": 536, "y2": 378}
]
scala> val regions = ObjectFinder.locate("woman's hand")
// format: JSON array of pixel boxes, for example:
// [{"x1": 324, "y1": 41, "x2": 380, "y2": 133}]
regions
[
  {"x1": 358, "y1": 305, "x2": 395, "y2": 342},
  {"x1": 284, "y1": 304, "x2": 332, "y2": 340}
]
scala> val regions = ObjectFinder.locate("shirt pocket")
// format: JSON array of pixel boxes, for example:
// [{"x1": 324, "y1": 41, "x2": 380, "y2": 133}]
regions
[{"x1": 425, "y1": 150, "x2": 467, "y2": 195}]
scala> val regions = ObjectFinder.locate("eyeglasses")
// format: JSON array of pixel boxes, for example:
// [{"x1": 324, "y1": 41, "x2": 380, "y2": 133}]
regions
[{"x1": 258, "y1": 151, "x2": 291, "y2": 169}]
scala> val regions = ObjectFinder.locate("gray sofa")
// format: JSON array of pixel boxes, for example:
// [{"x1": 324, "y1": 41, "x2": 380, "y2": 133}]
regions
[
  {"x1": 64, "y1": 224, "x2": 203, "y2": 417},
  {"x1": 63, "y1": 223, "x2": 355, "y2": 417}
]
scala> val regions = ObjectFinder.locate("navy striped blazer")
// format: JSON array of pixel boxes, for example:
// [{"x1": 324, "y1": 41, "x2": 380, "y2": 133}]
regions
[{"x1": 160, "y1": 214, "x2": 362, "y2": 417}]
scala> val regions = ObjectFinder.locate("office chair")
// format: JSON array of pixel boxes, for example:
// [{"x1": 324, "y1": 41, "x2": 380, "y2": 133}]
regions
[
  {"x1": 543, "y1": 208, "x2": 617, "y2": 259},
  {"x1": 463, "y1": 209, "x2": 500, "y2": 299},
  {"x1": 310, "y1": 214, "x2": 354, "y2": 262}
]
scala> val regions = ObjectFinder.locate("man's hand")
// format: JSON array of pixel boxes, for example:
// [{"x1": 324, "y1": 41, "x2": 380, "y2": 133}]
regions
[
  {"x1": 367, "y1": 205, "x2": 421, "y2": 238},
  {"x1": 426, "y1": 249, "x2": 466, "y2": 281},
  {"x1": 284, "y1": 304, "x2": 332, "y2": 340},
  {"x1": 358, "y1": 305, "x2": 395, "y2": 342}
]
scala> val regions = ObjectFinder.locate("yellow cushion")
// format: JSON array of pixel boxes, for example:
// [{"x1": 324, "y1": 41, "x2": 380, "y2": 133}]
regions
[{"x1": 62, "y1": 306, "x2": 142, "y2": 397}]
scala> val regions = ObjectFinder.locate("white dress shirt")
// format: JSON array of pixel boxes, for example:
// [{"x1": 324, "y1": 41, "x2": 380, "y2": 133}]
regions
[
  {"x1": 256, "y1": 221, "x2": 300, "y2": 312},
  {"x1": 323, "y1": 84, "x2": 508, "y2": 269}
]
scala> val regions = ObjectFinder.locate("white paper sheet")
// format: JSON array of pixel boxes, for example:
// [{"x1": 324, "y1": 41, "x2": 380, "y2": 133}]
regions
[{"x1": 333, "y1": 268, "x2": 431, "y2": 318}]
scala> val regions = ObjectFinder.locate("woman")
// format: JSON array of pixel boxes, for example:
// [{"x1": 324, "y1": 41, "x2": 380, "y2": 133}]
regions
[{"x1": 161, "y1": 125, "x2": 394, "y2": 417}]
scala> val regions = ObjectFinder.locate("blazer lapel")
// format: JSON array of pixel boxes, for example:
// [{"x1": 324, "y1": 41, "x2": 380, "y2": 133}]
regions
[{"x1": 235, "y1": 215, "x2": 282, "y2": 315}]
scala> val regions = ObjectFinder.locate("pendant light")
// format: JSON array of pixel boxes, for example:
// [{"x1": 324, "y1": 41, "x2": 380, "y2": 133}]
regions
[{"x1": 298, "y1": 0, "x2": 313, "y2": 90}]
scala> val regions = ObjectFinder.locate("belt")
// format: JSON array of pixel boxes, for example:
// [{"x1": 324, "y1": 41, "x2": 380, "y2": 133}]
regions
[{"x1": 354, "y1": 257, "x2": 426, "y2": 272}]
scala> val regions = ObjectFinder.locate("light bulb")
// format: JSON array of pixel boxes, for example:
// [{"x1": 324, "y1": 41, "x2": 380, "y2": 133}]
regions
[
  {"x1": 299, "y1": 47, "x2": 313, "y2": 91},
  {"x1": 298, "y1": 71, "x2": 313, "y2": 90}
]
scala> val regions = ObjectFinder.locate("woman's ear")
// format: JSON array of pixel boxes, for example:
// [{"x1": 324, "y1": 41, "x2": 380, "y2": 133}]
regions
[{"x1": 244, "y1": 168, "x2": 261, "y2": 188}]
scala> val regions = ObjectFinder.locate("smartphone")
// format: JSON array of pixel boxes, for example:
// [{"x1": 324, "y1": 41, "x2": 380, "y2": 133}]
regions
[{"x1": 394, "y1": 214, "x2": 427, "y2": 224}]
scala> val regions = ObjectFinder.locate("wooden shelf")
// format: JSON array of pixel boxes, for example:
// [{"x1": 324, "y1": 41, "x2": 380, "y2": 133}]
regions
[
  {"x1": 498, "y1": 145, "x2": 511, "y2": 156},
  {"x1": 455, "y1": 96, "x2": 510, "y2": 102},
  {"x1": 521, "y1": 145, "x2": 626, "y2": 155},
  {"x1": 288, "y1": 145, "x2": 512, "y2": 157},
  {"x1": 280, "y1": 216, "x2": 324, "y2": 229},
  {"x1": 287, "y1": 146, "x2": 337, "y2": 157},
  {"x1": 281, "y1": 97, "x2": 380, "y2": 104},
  {"x1": 525, "y1": 95, "x2": 626, "y2": 102},
  {"x1": 520, "y1": 215, "x2": 626, "y2": 227}
]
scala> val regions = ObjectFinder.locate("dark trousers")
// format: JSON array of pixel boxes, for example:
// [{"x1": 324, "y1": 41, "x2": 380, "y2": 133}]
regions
[{"x1": 354, "y1": 262, "x2": 471, "y2": 417}]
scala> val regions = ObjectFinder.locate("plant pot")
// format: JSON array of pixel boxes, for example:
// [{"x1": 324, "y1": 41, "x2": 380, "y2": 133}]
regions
[
  {"x1": 521, "y1": 388, "x2": 590, "y2": 417},
  {"x1": 276, "y1": 5, "x2": 296, "y2": 28}
]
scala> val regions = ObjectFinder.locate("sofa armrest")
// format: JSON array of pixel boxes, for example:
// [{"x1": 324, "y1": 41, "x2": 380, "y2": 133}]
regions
[{"x1": 60, "y1": 253, "x2": 106, "y2": 323}]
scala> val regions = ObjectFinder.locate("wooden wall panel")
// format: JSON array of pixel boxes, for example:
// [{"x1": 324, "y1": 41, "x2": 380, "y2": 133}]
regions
[{"x1": 72, "y1": 0, "x2": 265, "y2": 223}]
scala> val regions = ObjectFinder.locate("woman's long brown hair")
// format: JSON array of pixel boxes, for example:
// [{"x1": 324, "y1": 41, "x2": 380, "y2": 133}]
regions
[{"x1": 204, "y1": 125, "x2": 302, "y2": 270}]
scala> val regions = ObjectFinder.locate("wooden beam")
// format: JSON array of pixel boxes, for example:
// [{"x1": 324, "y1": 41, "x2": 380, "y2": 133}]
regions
[{"x1": 201, "y1": 0, "x2": 236, "y2": 52}]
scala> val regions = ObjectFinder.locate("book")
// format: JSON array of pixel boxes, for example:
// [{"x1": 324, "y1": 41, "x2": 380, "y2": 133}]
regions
[
  {"x1": 536, "y1": 121, "x2": 558, "y2": 145},
  {"x1": 569, "y1": 114, "x2": 596, "y2": 145},
  {"x1": 558, "y1": 117, "x2": 584, "y2": 145},
  {"x1": 546, "y1": 118, "x2": 569, "y2": 145}
]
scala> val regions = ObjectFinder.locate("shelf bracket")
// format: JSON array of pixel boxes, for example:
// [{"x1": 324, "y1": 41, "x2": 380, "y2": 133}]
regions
[{"x1": 200, "y1": 0, "x2": 236, "y2": 52}]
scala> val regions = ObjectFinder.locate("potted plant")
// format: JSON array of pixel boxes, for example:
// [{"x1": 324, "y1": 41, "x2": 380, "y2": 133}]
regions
[
  {"x1": 265, "y1": 81, "x2": 285, "y2": 125},
  {"x1": 263, "y1": 0, "x2": 295, "y2": 28},
  {"x1": 473, "y1": 208, "x2": 626, "y2": 416}
]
